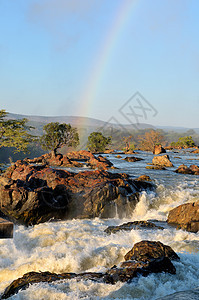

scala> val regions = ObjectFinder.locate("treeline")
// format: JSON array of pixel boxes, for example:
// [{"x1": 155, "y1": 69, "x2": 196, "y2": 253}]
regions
[
  {"x1": 0, "y1": 109, "x2": 199, "y2": 164},
  {"x1": 100, "y1": 127, "x2": 199, "y2": 151}
]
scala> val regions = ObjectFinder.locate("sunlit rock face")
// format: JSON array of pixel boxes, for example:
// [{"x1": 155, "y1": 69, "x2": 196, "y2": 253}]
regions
[{"x1": 0, "y1": 160, "x2": 154, "y2": 225}]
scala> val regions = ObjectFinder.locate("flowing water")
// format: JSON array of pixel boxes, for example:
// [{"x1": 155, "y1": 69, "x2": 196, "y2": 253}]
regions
[{"x1": 0, "y1": 150, "x2": 199, "y2": 299}]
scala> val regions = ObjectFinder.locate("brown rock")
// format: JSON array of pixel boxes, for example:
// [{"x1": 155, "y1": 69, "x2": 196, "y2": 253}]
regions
[
  {"x1": 153, "y1": 145, "x2": 166, "y2": 155},
  {"x1": 104, "y1": 220, "x2": 164, "y2": 234},
  {"x1": 124, "y1": 150, "x2": 135, "y2": 154},
  {"x1": 152, "y1": 155, "x2": 173, "y2": 167},
  {"x1": 135, "y1": 175, "x2": 152, "y2": 181},
  {"x1": 2, "y1": 240, "x2": 178, "y2": 298},
  {"x1": 104, "y1": 149, "x2": 114, "y2": 154},
  {"x1": 191, "y1": 149, "x2": 199, "y2": 153},
  {"x1": 175, "y1": 164, "x2": 199, "y2": 175},
  {"x1": 124, "y1": 240, "x2": 180, "y2": 262},
  {"x1": 146, "y1": 165, "x2": 166, "y2": 170},
  {"x1": 124, "y1": 156, "x2": 143, "y2": 162},
  {"x1": 0, "y1": 161, "x2": 155, "y2": 225},
  {"x1": 167, "y1": 202, "x2": 199, "y2": 232},
  {"x1": 27, "y1": 150, "x2": 113, "y2": 170}
]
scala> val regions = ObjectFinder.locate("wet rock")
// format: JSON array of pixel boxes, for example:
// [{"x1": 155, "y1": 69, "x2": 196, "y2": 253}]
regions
[
  {"x1": 2, "y1": 241, "x2": 178, "y2": 299},
  {"x1": 156, "y1": 287, "x2": 199, "y2": 300},
  {"x1": 116, "y1": 155, "x2": 122, "y2": 158},
  {"x1": 135, "y1": 175, "x2": 152, "y2": 181},
  {"x1": 0, "y1": 161, "x2": 155, "y2": 225},
  {"x1": 94, "y1": 155, "x2": 113, "y2": 168},
  {"x1": 167, "y1": 202, "x2": 199, "y2": 232},
  {"x1": 175, "y1": 164, "x2": 199, "y2": 175},
  {"x1": 0, "y1": 217, "x2": 13, "y2": 238},
  {"x1": 1, "y1": 271, "x2": 78, "y2": 299},
  {"x1": 146, "y1": 165, "x2": 166, "y2": 170},
  {"x1": 104, "y1": 149, "x2": 114, "y2": 154},
  {"x1": 106, "y1": 256, "x2": 176, "y2": 284},
  {"x1": 191, "y1": 149, "x2": 199, "y2": 154},
  {"x1": 123, "y1": 156, "x2": 144, "y2": 162},
  {"x1": 153, "y1": 145, "x2": 166, "y2": 155},
  {"x1": 27, "y1": 150, "x2": 113, "y2": 170},
  {"x1": 152, "y1": 155, "x2": 173, "y2": 167},
  {"x1": 124, "y1": 150, "x2": 135, "y2": 154},
  {"x1": 104, "y1": 220, "x2": 164, "y2": 234},
  {"x1": 124, "y1": 240, "x2": 180, "y2": 262}
]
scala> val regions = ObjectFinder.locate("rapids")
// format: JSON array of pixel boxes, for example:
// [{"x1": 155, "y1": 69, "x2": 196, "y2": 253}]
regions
[{"x1": 0, "y1": 150, "x2": 198, "y2": 299}]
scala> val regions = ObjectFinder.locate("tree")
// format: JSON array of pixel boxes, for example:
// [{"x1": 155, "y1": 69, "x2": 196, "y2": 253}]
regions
[
  {"x1": 138, "y1": 130, "x2": 165, "y2": 152},
  {"x1": 171, "y1": 136, "x2": 196, "y2": 148},
  {"x1": 40, "y1": 122, "x2": 79, "y2": 156},
  {"x1": 87, "y1": 132, "x2": 111, "y2": 153},
  {"x1": 123, "y1": 136, "x2": 133, "y2": 152},
  {"x1": 0, "y1": 109, "x2": 34, "y2": 153}
]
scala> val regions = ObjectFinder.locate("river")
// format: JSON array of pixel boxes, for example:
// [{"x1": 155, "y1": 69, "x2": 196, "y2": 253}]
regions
[{"x1": 0, "y1": 150, "x2": 198, "y2": 299}]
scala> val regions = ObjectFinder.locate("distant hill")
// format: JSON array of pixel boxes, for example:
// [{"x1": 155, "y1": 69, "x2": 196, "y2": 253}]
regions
[
  {"x1": 7, "y1": 113, "x2": 155, "y2": 135},
  {"x1": 7, "y1": 113, "x2": 106, "y2": 128},
  {"x1": 7, "y1": 113, "x2": 199, "y2": 134}
]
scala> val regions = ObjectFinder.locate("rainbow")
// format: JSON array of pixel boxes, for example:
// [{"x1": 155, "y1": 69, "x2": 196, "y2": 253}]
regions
[{"x1": 76, "y1": 0, "x2": 138, "y2": 127}]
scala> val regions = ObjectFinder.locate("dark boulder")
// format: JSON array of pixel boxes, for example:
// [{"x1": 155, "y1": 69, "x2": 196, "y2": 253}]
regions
[
  {"x1": 146, "y1": 165, "x2": 166, "y2": 170},
  {"x1": 123, "y1": 156, "x2": 144, "y2": 162},
  {"x1": 124, "y1": 240, "x2": 180, "y2": 262},
  {"x1": 0, "y1": 161, "x2": 155, "y2": 225},
  {"x1": 104, "y1": 220, "x2": 164, "y2": 234}
]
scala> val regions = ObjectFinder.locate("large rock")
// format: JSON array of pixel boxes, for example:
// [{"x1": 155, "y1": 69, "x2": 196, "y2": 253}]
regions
[
  {"x1": 175, "y1": 164, "x2": 199, "y2": 175},
  {"x1": 167, "y1": 202, "x2": 199, "y2": 232},
  {"x1": 124, "y1": 240, "x2": 180, "y2": 262},
  {"x1": 153, "y1": 145, "x2": 166, "y2": 155},
  {"x1": 27, "y1": 150, "x2": 113, "y2": 170},
  {"x1": 105, "y1": 240, "x2": 179, "y2": 283},
  {"x1": 152, "y1": 155, "x2": 173, "y2": 167},
  {"x1": 0, "y1": 161, "x2": 155, "y2": 225},
  {"x1": 2, "y1": 241, "x2": 179, "y2": 299}
]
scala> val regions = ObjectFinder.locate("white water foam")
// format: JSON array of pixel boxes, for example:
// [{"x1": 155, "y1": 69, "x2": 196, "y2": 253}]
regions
[{"x1": 0, "y1": 178, "x2": 199, "y2": 299}]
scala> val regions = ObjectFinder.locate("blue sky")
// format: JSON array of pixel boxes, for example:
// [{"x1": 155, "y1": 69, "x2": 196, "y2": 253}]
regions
[{"x1": 0, "y1": 0, "x2": 199, "y2": 128}]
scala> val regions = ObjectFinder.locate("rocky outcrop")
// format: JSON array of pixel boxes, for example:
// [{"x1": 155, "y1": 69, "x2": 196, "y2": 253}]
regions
[
  {"x1": 123, "y1": 156, "x2": 144, "y2": 162},
  {"x1": 0, "y1": 161, "x2": 155, "y2": 225},
  {"x1": 152, "y1": 155, "x2": 173, "y2": 167},
  {"x1": 191, "y1": 148, "x2": 199, "y2": 154},
  {"x1": 124, "y1": 240, "x2": 180, "y2": 262},
  {"x1": 124, "y1": 150, "x2": 135, "y2": 154},
  {"x1": 27, "y1": 150, "x2": 113, "y2": 170},
  {"x1": 167, "y1": 202, "x2": 199, "y2": 232},
  {"x1": 156, "y1": 287, "x2": 199, "y2": 300},
  {"x1": 104, "y1": 221, "x2": 164, "y2": 234},
  {"x1": 136, "y1": 175, "x2": 152, "y2": 181},
  {"x1": 2, "y1": 241, "x2": 179, "y2": 299},
  {"x1": 175, "y1": 164, "x2": 199, "y2": 175},
  {"x1": 153, "y1": 145, "x2": 166, "y2": 155},
  {"x1": 146, "y1": 165, "x2": 166, "y2": 170},
  {"x1": 104, "y1": 149, "x2": 114, "y2": 154}
]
